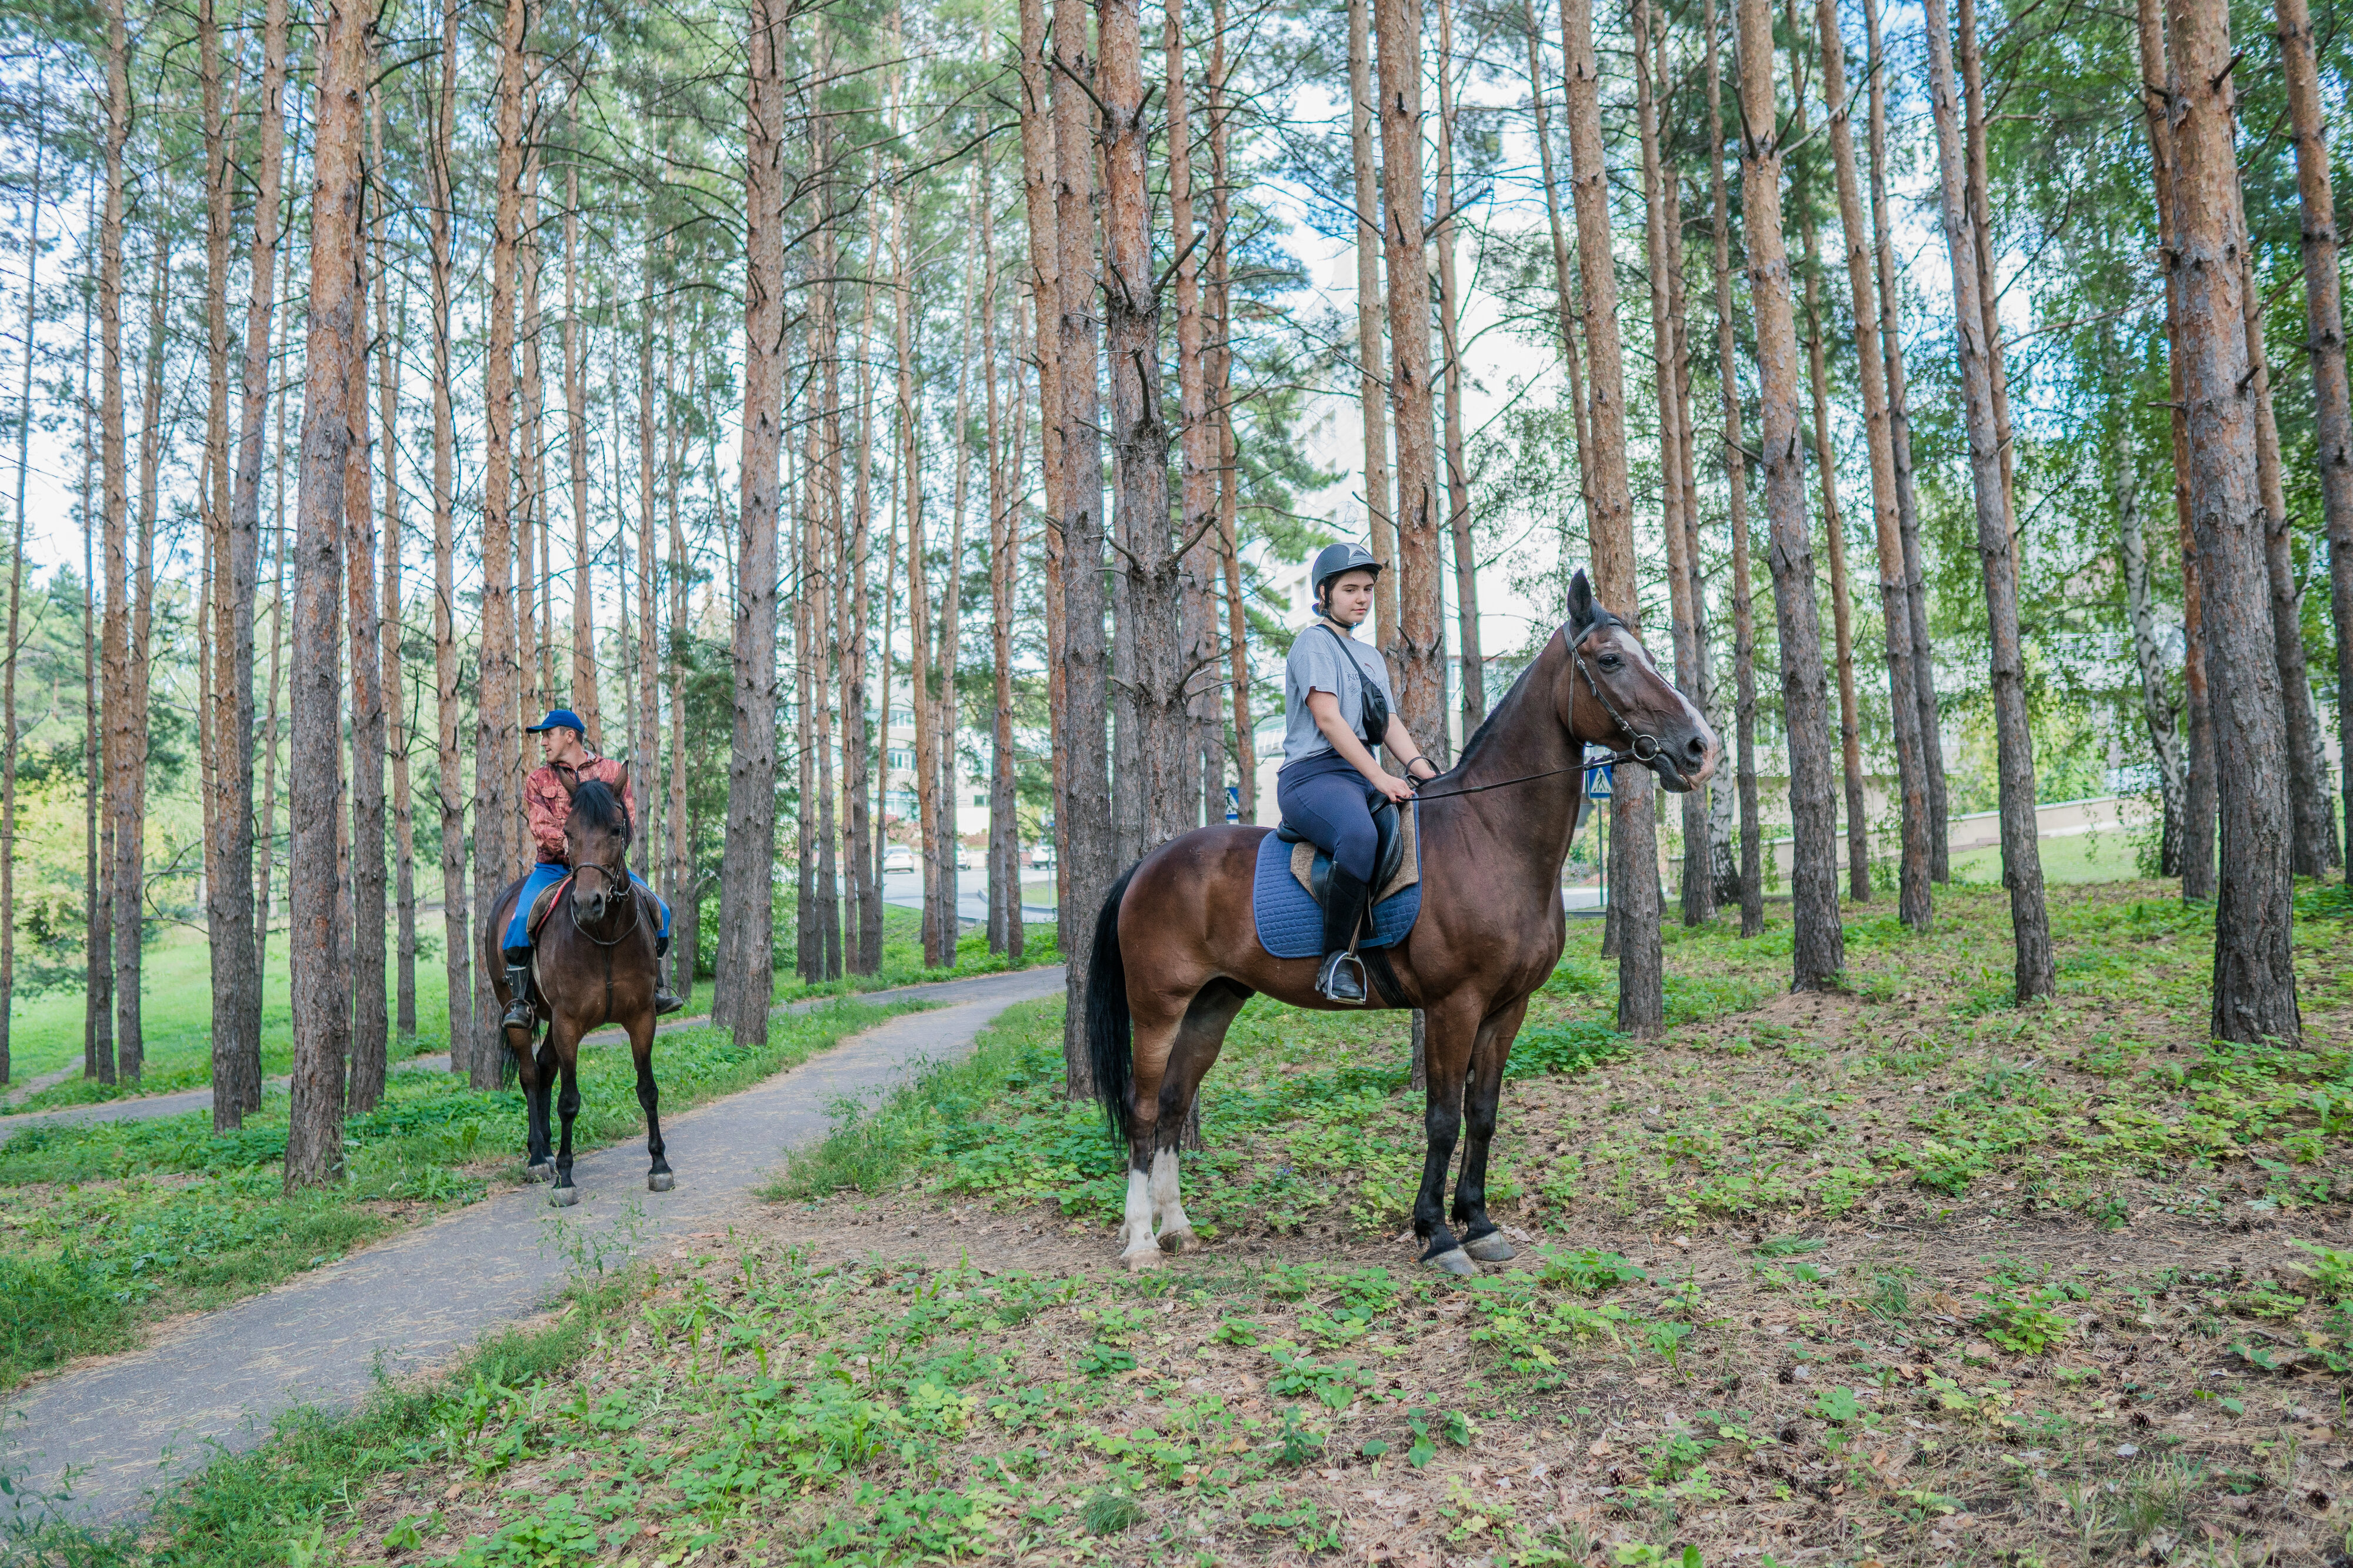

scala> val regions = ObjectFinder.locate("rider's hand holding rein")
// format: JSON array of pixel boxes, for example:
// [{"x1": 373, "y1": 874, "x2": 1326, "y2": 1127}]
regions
[{"x1": 1307, "y1": 569, "x2": 1439, "y2": 804}]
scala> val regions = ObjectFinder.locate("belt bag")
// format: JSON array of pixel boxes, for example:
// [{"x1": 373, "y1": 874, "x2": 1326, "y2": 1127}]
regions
[{"x1": 1318, "y1": 625, "x2": 1389, "y2": 750}]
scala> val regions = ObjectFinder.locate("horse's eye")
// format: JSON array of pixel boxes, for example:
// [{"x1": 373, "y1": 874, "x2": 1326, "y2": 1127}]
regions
[{"x1": 1598, "y1": 654, "x2": 1623, "y2": 670}]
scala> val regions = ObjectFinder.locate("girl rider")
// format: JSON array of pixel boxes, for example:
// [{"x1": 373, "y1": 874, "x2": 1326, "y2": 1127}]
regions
[{"x1": 1277, "y1": 542, "x2": 1442, "y2": 1003}]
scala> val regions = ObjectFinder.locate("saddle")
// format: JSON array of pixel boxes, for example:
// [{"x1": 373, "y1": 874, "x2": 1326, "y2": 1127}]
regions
[
  {"x1": 1274, "y1": 800, "x2": 1417, "y2": 912},
  {"x1": 526, "y1": 873, "x2": 575, "y2": 941}
]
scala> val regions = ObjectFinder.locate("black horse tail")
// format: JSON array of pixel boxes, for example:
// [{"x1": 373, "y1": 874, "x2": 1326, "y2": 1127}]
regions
[{"x1": 1086, "y1": 862, "x2": 1141, "y2": 1147}]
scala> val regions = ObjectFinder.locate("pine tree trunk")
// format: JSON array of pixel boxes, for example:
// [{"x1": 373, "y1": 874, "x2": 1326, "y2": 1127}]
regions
[
  {"x1": 383, "y1": 268, "x2": 416, "y2": 1041},
  {"x1": 933, "y1": 193, "x2": 974, "y2": 959},
  {"x1": 1374, "y1": 0, "x2": 1446, "y2": 758},
  {"x1": 1818, "y1": 0, "x2": 1928, "y2": 928},
  {"x1": 899, "y1": 187, "x2": 939, "y2": 970},
  {"x1": 287, "y1": 0, "x2": 365, "y2": 1190},
  {"x1": 96, "y1": 1, "x2": 128, "y2": 1086},
  {"x1": 517, "y1": 146, "x2": 545, "y2": 742},
  {"x1": 2277, "y1": 0, "x2": 2353, "y2": 869},
  {"x1": 1705, "y1": 0, "x2": 1762, "y2": 938},
  {"x1": 985, "y1": 155, "x2": 1021, "y2": 953},
  {"x1": 1735, "y1": 0, "x2": 1842, "y2": 990},
  {"x1": 346, "y1": 65, "x2": 388, "y2": 1115},
  {"x1": 1524, "y1": 0, "x2": 1597, "y2": 556},
  {"x1": 2132, "y1": 0, "x2": 2213, "y2": 893},
  {"x1": 198, "y1": 18, "x2": 230, "y2": 1066},
  {"x1": 1171, "y1": 0, "x2": 1217, "y2": 833},
  {"x1": 720, "y1": 0, "x2": 786, "y2": 1044},
  {"x1": 79, "y1": 195, "x2": 111, "y2": 1083},
  {"x1": 472, "y1": 0, "x2": 527, "y2": 1082},
  {"x1": 1564, "y1": 0, "x2": 1665, "y2": 1026},
  {"x1": 2109, "y1": 326, "x2": 2187, "y2": 866},
  {"x1": 845, "y1": 282, "x2": 881, "y2": 976},
  {"x1": 2, "y1": 88, "x2": 41, "y2": 1087},
  {"x1": 1923, "y1": 0, "x2": 2055, "y2": 1003},
  {"x1": 2162, "y1": 0, "x2": 2301, "y2": 1039},
  {"x1": 119, "y1": 168, "x2": 169, "y2": 1083},
  {"x1": 1435, "y1": 0, "x2": 1479, "y2": 743},
  {"x1": 665, "y1": 331, "x2": 698, "y2": 1000},
  {"x1": 638, "y1": 239, "x2": 662, "y2": 890},
  {"x1": 1664, "y1": 172, "x2": 1721, "y2": 928},
  {"x1": 1957, "y1": 0, "x2": 2020, "y2": 538},
  {"x1": 1056, "y1": 0, "x2": 1110, "y2": 1095},
  {"x1": 1798, "y1": 210, "x2": 1869, "y2": 904},
  {"x1": 1862, "y1": 0, "x2": 1949, "y2": 879},
  {"x1": 1210, "y1": 19, "x2": 1251, "y2": 825},
  {"x1": 566, "y1": 159, "x2": 596, "y2": 742},
  {"x1": 795, "y1": 433, "x2": 819, "y2": 985},
  {"x1": 1634, "y1": 0, "x2": 1704, "y2": 924},
  {"x1": 1019, "y1": 0, "x2": 1065, "y2": 925},
  {"x1": 1348, "y1": 0, "x2": 1399, "y2": 676},
  {"x1": 429, "y1": 0, "x2": 471, "y2": 1075}
]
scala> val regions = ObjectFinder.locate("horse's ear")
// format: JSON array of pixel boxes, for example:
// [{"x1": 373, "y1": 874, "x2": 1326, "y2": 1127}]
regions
[
  {"x1": 559, "y1": 770, "x2": 579, "y2": 799},
  {"x1": 613, "y1": 761, "x2": 630, "y2": 798},
  {"x1": 1567, "y1": 569, "x2": 1595, "y2": 635}
]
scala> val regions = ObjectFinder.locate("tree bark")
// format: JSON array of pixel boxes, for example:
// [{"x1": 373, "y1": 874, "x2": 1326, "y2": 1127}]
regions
[
  {"x1": 1798, "y1": 203, "x2": 1869, "y2": 904},
  {"x1": 346, "y1": 81, "x2": 388, "y2": 1115},
  {"x1": 1375, "y1": 0, "x2": 1446, "y2": 756},
  {"x1": 845, "y1": 278, "x2": 881, "y2": 976},
  {"x1": 1, "y1": 84, "x2": 41, "y2": 1087},
  {"x1": 1735, "y1": 0, "x2": 1842, "y2": 990},
  {"x1": 1171, "y1": 0, "x2": 1217, "y2": 832},
  {"x1": 666, "y1": 336, "x2": 699, "y2": 998},
  {"x1": 78, "y1": 168, "x2": 109, "y2": 1083},
  {"x1": 1862, "y1": 0, "x2": 1949, "y2": 879},
  {"x1": 96, "y1": 0, "x2": 127, "y2": 1085},
  {"x1": 1564, "y1": 0, "x2": 1665, "y2": 1026},
  {"x1": 1435, "y1": 0, "x2": 1480, "y2": 741},
  {"x1": 1211, "y1": 15, "x2": 1251, "y2": 825},
  {"x1": 985, "y1": 157, "x2": 1021, "y2": 954},
  {"x1": 1634, "y1": 0, "x2": 1704, "y2": 924},
  {"x1": 1923, "y1": 0, "x2": 2055, "y2": 1003},
  {"x1": 1522, "y1": 0, "x2": 1596, "y2": 556},
  {"x1": 932, "y1": 192, "x2": 974, "y2": 958},
  {"x1": 287, "y1": 0, "x2": 366, "y2": 1190},
  {"x1": 1056, "y1": 0, "x2": 1110, "y2": 1093},
  {"x1": 638, "y1": 254, "x2": 662, "y2": 893},
  {"x1": 2242, "y1": 252, "x2": 2337, "y2": 875},
  {"x1": 2162, "y1": 0, "x2": 2300, "y2": 1038},
  {"x1": 381, "y1": 254, "x2": 415, "y2": 1042},
  {"x1": 566, "y1": 156, "x2": 596, "y2": 740},
  {"x1": 1348, "y1": 0, "x2": 1399, "y2": 674},
  {"x1": 2132, "y1": 0, "x2": 2214, "y2": 895},
  {"x1": 1818, "y1": 0, "x2": 1928, "y2": 929},
  {"x1": 719, "y1": 0, "x2": 786, "y2": 1045},
  {"x1": 1956, "y1": 0, "x2": 2019, "y2": 539},
  {"x1": 118, "y1": 163, "x2": 169, "y2": 1083},
  {"x1": 2109, "y1": 326, "x2": 2185, "y2": 869},
  {"x1": 429, "y1": 0, "x2": 471, "y2": 1075},
  {"x1": 1019, "y1": 0, "x2": 1064, "y2": 918},
  {"x1": 899, "y1": 185, "x2": 940, "y2": 969},
  {"x1": 518, "y1": 142, "x2": 545, "y2": 741},
  {"x1": 2277, "y1": 0, "x2": 2353, "y2": 870},
  {"x1": 1705, "y1": 0, "x2": 1762, "y2": 938},
  {"x1": 472, "y1": 0, "x2": 527, "y2": 1083}
]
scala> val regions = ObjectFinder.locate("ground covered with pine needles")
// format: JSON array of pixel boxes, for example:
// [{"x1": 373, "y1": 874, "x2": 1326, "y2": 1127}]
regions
[{"x1": 36, "y1": 877, "x2": 2353, "y2": 1567}]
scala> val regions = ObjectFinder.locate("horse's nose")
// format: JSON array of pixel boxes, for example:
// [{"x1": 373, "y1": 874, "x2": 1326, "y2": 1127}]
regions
[{"x1": 1682, "y1": 734, "x2": 1708, "y2": 765}]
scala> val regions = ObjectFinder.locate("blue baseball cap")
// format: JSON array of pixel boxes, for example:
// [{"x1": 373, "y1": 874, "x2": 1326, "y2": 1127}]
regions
[{"x1": 525, "y1": 709, "x2": 586, "y2": 735}]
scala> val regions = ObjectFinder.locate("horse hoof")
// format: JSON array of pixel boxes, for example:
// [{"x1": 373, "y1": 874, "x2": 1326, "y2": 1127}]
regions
[
  {"x1": 648, "y1": 1172, "x2": 675, "y2": 1193},
  {"x1": 524, "y1": 1163, "x2": 554, "y2": 1184},
  {"x1": 1156, "y1": 1226, "x2": 1195, "y2": 1254},
  {"x1": 1121, "y1": 1247, "x2": 1165, "y2": 1272},
  {"x1": 1462, "y1": 1232, "x2": 1517, "y2": 1263},
  {"x1": 1422, "y1": 1247, "x2": 1477, "y2": 1277},
  {"x1": 549, "y1": 1186, "x2": 581, "y2": 1207}
]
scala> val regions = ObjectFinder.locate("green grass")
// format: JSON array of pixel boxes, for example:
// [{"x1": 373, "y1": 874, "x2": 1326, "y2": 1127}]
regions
[
  {"x1": 0, "y1": 998, "x2": 914, "y2": 1390},
  {"x1": 1948, "y1": 828, "x2": 2147, "y2": 885},
  {"x1": 5, "y1": 906, "x2": 1057, "y2": 1114}
]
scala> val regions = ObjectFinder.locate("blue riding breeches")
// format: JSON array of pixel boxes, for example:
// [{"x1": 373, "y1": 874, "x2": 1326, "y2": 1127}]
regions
[
  {"x1": 503, "y1": 862, "x2": 671, "y2": 956},
  {"x1": 1275, "y1": 750, "x2": 1384, "y2": 883}
]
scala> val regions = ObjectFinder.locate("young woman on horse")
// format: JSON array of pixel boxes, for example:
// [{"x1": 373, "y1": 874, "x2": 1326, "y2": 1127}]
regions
[
  {"x1": 1278, "y1": 541, "x2": 1444, "y2": 1005},
  {"x1": 499, "y1": 709, "x2": 682, "y2": 1029}
]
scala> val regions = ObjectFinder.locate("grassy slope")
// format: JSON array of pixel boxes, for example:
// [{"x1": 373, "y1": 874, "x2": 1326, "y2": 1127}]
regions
[{"x1": 51, "y1": 879, "x2": 2353, "y2": 1567}]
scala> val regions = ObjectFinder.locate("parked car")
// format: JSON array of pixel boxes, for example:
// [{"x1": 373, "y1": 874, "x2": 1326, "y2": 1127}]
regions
[
  {"x1": 883, "y1": 845, "x2": 915, "y2": 874},
  {"x1": 956, "y1": 845, "x2": 978, "y2": 870},
  {"x1": 1026, "y1": 842, "x2": 1056, "y2": 870}
]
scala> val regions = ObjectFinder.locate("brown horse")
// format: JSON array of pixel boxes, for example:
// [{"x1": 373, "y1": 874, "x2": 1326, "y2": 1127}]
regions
[
  {"x1": 484, "y1": 773, "x2": 670, "y2": 1207},
  {"x1": 1085, "y1": 572, "x2": 1718, "y2": 1272}
]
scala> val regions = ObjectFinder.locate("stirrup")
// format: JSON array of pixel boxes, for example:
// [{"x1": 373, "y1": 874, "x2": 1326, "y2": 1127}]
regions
[{"x1": 1315, "y1": 950, "x2": 1368, "y2": 1005}]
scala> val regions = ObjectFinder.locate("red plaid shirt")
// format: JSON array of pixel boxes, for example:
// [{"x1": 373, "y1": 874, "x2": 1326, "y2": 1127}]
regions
[{"x1": 524, "y1": 755, "x2": 635, "y2": 865}]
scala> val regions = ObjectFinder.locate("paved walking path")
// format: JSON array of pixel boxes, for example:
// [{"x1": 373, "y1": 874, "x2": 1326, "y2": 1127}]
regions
[
  {"x1": 0, "y1": 966, "x2": 1062, "y2": 1141},
  {"x1": 0, "y1": 965, "x2": 1065, "y2": 1530}
]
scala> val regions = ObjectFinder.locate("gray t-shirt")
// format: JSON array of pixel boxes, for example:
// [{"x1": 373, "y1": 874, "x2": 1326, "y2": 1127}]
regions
[{"x1": 1281, "y1": 623, "x2": 1394, "y2": 767}]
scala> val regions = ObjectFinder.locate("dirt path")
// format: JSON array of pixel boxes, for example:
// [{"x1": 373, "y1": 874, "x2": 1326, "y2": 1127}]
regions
[
  {"x1": 0, "y1": 968, "x2": 1061, "y2": 1140},
  {"x1": 0, "y1": 966, "x2": 1065, "y2": 1529}
]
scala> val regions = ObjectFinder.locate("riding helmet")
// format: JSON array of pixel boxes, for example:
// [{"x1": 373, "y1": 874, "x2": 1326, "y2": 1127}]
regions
[{"x1": 1310, "y1": 540, "x2": 1384, "y2": 607}]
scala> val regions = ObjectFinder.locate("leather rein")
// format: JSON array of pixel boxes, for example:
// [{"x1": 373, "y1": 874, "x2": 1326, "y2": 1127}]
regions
[{"x1": 1407, "y1": 635, "x2": 1664, "y2": 804}]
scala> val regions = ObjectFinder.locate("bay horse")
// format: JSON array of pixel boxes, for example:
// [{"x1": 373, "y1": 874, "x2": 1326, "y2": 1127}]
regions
[
  {"x1": 1085, "y1": 572, "x2": 1718, "y2": 1273},
  {"x1": 484, "y1": 773, "x2": 671, "y2": 1207}
]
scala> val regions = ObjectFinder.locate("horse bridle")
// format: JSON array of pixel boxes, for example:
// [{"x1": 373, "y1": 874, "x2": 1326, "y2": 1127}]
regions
[
  {"x1": 566, "y1": 859, "x2": 644, "y2": 949},
  {"x1": 1408, "y1": 628, "x2": 1663, "y2": 803}
]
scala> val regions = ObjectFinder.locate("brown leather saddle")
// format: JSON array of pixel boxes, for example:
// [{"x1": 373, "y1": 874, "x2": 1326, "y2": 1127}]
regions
[{"x1": 526, "y1": 873, "x2": 575, "y2": 941}]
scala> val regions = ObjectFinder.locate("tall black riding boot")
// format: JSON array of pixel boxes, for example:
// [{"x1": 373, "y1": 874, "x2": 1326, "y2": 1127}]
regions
[
  {"x1": 1314, "y1": 865, "x2": 1374, "y2": 1005},
  {"x1": 653, "y1": 936, "x2": 684, "y2": 1016},
  {"x1": 501, "y1": 952, "x2": 536, "y2": 1031}
]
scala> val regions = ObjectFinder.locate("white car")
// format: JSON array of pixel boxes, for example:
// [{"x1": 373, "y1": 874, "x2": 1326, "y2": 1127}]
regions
[
  {"x1": 956, "y1": 845, "x2": 978, "y2": 871},
  {"x1": 882, "y1": 845, "x2": 915, "y2": 874},
  {"x1": 1027, "y1": 842, "x2": 1056, "y2": 870}
]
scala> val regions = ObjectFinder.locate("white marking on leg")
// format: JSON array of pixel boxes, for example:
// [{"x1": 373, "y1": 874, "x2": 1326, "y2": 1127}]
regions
[
  {"x1": 1150, "y1": 1147, "x2": 1195, "y2": 1252},
  {"x1": 1119, "y1": 1168, "x2": 1161, "y2": 1267}
]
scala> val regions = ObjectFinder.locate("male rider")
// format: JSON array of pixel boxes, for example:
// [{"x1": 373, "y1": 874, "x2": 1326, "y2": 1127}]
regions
[{"x1": 499, "y1": 709, "x2": 684, "y2": 1029}]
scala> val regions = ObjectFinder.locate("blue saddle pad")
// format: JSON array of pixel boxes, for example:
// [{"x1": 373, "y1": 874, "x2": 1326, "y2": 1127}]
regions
[{"x1": 1251, "y1": 814, "x2": 1424, "y2": 960}]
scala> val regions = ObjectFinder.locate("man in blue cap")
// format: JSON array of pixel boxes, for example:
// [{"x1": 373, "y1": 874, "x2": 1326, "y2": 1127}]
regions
[{"x1": 502, "y1": 709, "x2": 683, "y2": 1029}]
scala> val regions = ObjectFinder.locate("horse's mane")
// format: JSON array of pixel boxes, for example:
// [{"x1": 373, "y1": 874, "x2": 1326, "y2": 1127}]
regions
[{"x1": 571, "y1": 778, "x2": 632, "y2": 846}]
